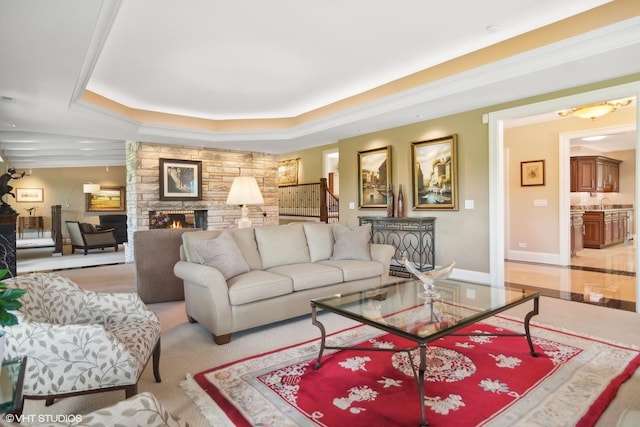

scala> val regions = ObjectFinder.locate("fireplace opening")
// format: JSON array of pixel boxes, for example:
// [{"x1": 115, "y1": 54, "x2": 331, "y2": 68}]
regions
[{"x1": 149, "y1": 210, "x2": 207, "y2": 230}]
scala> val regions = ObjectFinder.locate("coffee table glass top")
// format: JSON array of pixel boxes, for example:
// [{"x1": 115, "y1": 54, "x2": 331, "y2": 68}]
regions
[{"x1": 312, "y1": 278, "x2": 538, "y2": 341}]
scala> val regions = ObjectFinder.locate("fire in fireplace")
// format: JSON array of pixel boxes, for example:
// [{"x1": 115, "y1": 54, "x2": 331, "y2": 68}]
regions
[{"x1": 149, "y1": 210, "x2": 207, "y2": 230}]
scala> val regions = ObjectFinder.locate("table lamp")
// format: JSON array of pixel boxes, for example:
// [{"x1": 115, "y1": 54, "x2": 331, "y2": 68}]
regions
[{"x1": 226, "y1": 176, "x2": 264, "y2": 228}]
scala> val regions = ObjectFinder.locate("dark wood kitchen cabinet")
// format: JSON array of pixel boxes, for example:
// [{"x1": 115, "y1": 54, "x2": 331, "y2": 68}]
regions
[{"x1": 570, "y1": 156, "x2": 621, "y2": 193}]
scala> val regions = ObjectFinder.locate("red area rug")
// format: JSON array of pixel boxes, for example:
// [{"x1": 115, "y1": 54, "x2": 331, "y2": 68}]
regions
[{"x1": 182, "y1": 316, "x2": 640, "y2": 426}]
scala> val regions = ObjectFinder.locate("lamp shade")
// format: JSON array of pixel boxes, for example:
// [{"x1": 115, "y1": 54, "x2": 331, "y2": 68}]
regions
[
  {"x1": 82, "y1": 183, "x2": 100, "y2": 193},
  {"x1": 226, "y1": 177, "x2": 264, "y2": 206}
]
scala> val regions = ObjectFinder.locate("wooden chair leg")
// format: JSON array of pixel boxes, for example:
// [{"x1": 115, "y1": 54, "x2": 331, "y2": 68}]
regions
[
  {"x1": 125, "y1": 384, "x2": 137, "y2": 399},
  {"x1": 152, "y1": 339, "x2": 161, "y2": 383}
]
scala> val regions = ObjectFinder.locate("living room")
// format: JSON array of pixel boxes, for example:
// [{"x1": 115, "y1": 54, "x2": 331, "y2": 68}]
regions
[{"x1": 2, "y1": 1, "x2": 640, "y2": 426}]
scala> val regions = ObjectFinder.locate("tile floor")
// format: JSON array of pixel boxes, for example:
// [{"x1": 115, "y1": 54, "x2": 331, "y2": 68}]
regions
[{"x1": 505, "y1": 241, "x2": 637, "y2": 312}]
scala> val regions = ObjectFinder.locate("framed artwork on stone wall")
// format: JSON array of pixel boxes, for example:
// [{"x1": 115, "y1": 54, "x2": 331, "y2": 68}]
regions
[{"x1": 159, "y1": 158, "x2": 202, "y2": 201}]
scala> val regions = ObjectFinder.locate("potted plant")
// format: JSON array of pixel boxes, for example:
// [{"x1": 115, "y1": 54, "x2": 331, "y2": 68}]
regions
[{"x1": 0, "y1": 269, "x2": 26, "y2": 361}]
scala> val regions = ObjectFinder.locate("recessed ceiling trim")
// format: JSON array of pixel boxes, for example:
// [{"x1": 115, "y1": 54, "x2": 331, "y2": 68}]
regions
[{"x1": 79, "y1": 17, "x2": 640, "y2": 149}]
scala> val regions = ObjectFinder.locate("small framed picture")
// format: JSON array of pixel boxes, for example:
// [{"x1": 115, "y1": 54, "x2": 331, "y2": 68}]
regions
[
  {"x1": 159, "y1": 158, "x2": 202, "y2": 201},
  {"x1": 521, "y1": 160, "x2": 545, "y2": 187},
  {"x1": 16, "y1": 188, "x2": 43, "y2": 203}
]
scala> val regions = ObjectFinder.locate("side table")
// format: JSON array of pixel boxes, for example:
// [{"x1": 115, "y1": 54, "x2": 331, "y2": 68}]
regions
[
  {"x1": 0, "y1": 356, "x2": 26, "y2": 416},
  {"x1": 18, "y1": 216, "x2": 44, "y2": 238}
]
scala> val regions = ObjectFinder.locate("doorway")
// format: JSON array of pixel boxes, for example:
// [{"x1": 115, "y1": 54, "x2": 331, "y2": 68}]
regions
[
  {"x1": 564, "y1": 125, "x2": 636, "y2": 270},
  {"x1": 488, "y1": 81, "x2": 640, "y2": 313}
]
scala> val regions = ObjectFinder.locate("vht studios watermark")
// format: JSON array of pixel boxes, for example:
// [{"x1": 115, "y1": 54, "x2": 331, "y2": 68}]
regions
[{"x1": 4, "y1": 413, "x2": 83, "y2": 423}]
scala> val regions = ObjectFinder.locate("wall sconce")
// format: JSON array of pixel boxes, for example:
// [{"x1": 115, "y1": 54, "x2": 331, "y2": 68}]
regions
[
  {"x1": 226, "y1": 176, "x2": 264, "y2": 228},
  {"x1": 66, "y1": 182, "x2": 100, "y2": 207},
  {"x1": 557, "y1": 97, "x2": 633, "y2": 120}
]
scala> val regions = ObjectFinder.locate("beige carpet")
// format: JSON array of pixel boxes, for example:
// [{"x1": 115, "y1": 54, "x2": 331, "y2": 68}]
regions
[
  {"x1": 16, "y1": 245, "x2": 125, "y2": 274},
  {"x1": 14, "y1": 263, "x2": 640, "y2": 427}
]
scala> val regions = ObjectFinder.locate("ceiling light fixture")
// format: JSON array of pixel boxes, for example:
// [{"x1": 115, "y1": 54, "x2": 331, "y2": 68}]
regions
[{"x1": 557, "y1": 97, "x2": 633, "y2": 120}]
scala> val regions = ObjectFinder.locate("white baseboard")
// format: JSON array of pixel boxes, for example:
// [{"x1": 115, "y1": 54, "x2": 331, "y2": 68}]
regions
[
  {"x1": 507, "y1": 250, "x2": 563, "y2": 266},
  {"x1": 449, "y1": 268, "x2": 490, "y2": 284}
]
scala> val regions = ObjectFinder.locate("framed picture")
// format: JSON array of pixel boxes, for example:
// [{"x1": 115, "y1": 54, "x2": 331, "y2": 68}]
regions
[
  {"x1": 358, "y1": 146, "x2": 391, "y2": 209},
  {"x1": 521, "y1": 160, "x2": 545, "y2": 186},
  {"x1": 86, "y1": 186, "x2": 125, "y2": 212},
  {"x1": 411, "y1": 134, "x2": 458, "y2": 210},
  {"x1": 159, "y1": 158, "x2": 202, "y2": 201},
  {"x1": 16, "y1": 188, "x2": 43, "y2": 203},
  {"x1": 278, "y1": 159, "x2": 298, "y2": 186}
]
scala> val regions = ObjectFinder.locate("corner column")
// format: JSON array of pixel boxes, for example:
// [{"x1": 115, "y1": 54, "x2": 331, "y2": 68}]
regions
[{"x1": 0, "y1": 213, "x2": 18, "y2": 277}]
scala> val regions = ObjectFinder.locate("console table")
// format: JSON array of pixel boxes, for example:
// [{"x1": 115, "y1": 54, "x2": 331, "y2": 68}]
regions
[
  {"x1": 18, "y1": 216, "x2": 44, "y2": 238},
  {"x1": 359, "y1": 216, "x2": 435, "y2": 277}
]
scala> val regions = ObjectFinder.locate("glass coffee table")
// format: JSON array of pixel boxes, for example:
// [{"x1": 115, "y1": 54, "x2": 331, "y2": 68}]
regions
[{"x1": 310, "y1": 278, "x2": 539, "y2": 427}]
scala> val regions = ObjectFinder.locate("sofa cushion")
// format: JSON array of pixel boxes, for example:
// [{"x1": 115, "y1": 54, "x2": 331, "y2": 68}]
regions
[
  {"x1": 227, "y1": 271, "x2": 293, "y2": 305},
  {"x1": 303, "y1": 223, "x2": 335, "y2": 262},
  {"x1": 319, "y1": 259, "x2": 383, "y2": 282},
  {"x1": 229, "y1": 227, "x2": 262, "y2": 270},
  {"x1": 191, "y1": 231, "x2": 251, "y2": 279},
  {"x1": 267, "y1": 263, "x2": 343, "y2": 291},
  {"x1": 255, "y1": 224, "x2": 310, "y2": 269},
  {"x1": 331, "y1": 223, "x2": 371, "y2": 261}
]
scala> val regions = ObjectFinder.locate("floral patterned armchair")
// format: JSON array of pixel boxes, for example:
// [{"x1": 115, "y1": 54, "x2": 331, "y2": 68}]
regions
[
  {"x1": 0, "y1": 273, "x2": 161, "y2": 411},
  {"x1": 3, "y1": 392, "x2": 186, "y2": 426}
]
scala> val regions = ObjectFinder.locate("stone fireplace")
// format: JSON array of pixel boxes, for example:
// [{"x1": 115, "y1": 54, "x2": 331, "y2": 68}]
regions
[{"x1": 148, "y1": 209, "x2": 208, "y2": 230}]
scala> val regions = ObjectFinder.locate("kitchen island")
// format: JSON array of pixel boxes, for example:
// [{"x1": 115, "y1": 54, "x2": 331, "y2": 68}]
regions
[{"x1": 576, "y1": 206, "x2": 633, "y2": 249}]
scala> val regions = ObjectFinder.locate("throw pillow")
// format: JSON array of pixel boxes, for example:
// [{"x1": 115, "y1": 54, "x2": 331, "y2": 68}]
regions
[
  {"x1": 79, "y1": 223, "x2": 97, "y2": 233},
  {"x1": 192, "y1": 231, "x2": 251, "y2": 280},
  {"x1": 331, "y1": 223, "x2": 372, "y2": 260}
]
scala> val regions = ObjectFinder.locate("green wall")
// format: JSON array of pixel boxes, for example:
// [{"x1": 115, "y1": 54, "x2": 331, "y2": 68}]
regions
[{"x1": 282, "y1": 73, "x2": 640, "y2": 274}]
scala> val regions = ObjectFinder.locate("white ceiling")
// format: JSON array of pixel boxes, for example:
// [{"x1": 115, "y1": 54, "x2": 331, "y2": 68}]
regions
[{"x1": 1, "y1": 0, "x2": 639, "y2": 169}]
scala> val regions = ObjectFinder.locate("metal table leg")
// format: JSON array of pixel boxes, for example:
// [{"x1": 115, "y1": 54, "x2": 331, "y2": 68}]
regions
[
  {"x1": 311, "y1": 303, "x2": 327, "y2": 370},
  {"x1": 523, "y1": 296, "x2": 539, "y2": 357}
]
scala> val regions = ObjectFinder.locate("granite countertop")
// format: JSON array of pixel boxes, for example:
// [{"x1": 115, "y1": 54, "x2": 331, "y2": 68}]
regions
[{"x1": 571, "y1": 204, "x2": 633, "y2": 212}]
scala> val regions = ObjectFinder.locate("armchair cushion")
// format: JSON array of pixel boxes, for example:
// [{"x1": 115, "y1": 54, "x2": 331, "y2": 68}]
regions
[{"x1": 42, "y1": 392, "x2": 186, "y2": 427}]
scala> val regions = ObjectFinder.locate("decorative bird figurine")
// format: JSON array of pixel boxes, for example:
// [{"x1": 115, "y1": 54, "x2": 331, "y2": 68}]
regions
[
  {"x1": 25, "y1": 206, "x2": 37, "y2": 216},
  {"x1": 403, "y1": 257, "x2": 456, "y2": 296}
]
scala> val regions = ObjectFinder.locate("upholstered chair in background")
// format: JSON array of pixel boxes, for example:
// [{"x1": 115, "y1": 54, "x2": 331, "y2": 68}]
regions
[{"x1": 65, "y1": 220, "x2": 118, "y2": 255}]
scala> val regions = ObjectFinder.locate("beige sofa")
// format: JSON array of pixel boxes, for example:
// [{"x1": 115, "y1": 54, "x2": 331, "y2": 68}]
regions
[{"x1": 173, "y1": 222, "x2": 394, "y2": 344}]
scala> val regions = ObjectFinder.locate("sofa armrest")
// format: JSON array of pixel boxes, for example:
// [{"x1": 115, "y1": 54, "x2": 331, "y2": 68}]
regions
[
  {"x1": 174, "y1": 261, "x2": 227, "y2": 289},
  {"x1": 370, "y1": 243, "x2": 395, "y2": 284},
  {"x1": 174, "y1": 261, "x2": 234, "y2": 337}
]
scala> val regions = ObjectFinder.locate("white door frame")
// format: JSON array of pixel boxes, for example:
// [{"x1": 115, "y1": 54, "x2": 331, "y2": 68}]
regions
[{"x1": 488, "y1": 81, "x2": 640, "y2": 313}]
